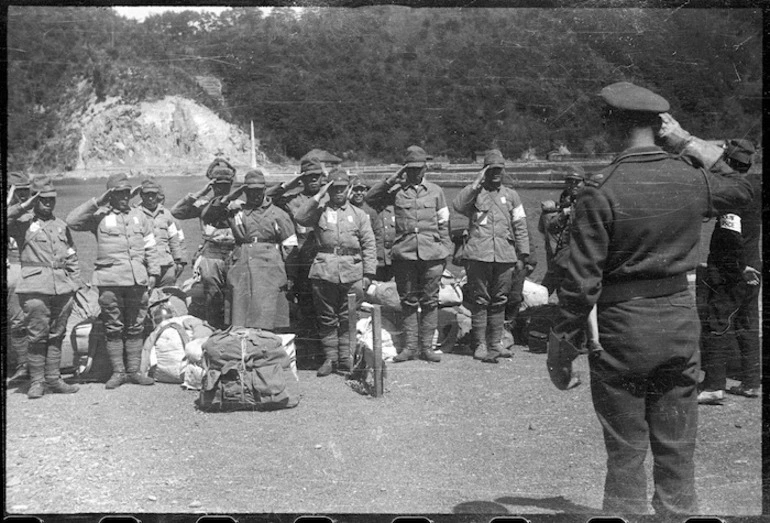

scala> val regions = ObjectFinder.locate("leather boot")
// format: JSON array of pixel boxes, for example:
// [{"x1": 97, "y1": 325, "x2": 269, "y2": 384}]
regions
[
  {"x1": 470, "y1": 304, "x2": 488, "y2": 360},
  {"x1": 44, "y1": 338, "x2": 79, "y2": 394},
  {"x1": 7, "y1": 332, "x2": 30, "y2": 384},
  {"x1": 317, "y1": 327, "x2": 338, "y2": 377},
  {"x1": 125, "y1": 337, "x2": 154, "y2": 385},
  {"x1": 483, "y1": 307, "x2": 506, "y2": 363},
  {"x1": 27, "y1": 342, "x2": 46, "y2": 399},
  {"x1": 393, "y1": 307, "x2": 418, "y2": 362},
  {"x1": 105, "y1": 338, "x2": 128, "y2": 389},
  {"x1": 419, "y1": 306, "x2": 441, "y2": 363}
]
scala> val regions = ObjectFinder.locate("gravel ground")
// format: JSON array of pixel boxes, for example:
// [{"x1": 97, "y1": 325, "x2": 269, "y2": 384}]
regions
[{"x1": 4, "y1": 343, "x2": 762, "y2": 518}]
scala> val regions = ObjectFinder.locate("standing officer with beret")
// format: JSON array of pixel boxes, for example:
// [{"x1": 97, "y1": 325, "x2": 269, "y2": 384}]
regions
[
  {"x1": 453, "y1": 149, "x2": 530, "y2": 363},
  {"x1": 133, "y1": 177, "x2": 187, "y2": 287},
  {"x1": 8, "y1": 176, "x2": 81, "y2": 398},
  {"x1": 67, "y1": 173, "x2": 162, "y2": 389},
  {"x1": 6, "y1": 172, "x2": 32, "y2": 384},
  {"x1": 366, "y1": 145, "x2": 452, "y2": 363},
  {"x1": 267, "y1": 156, "x2": 326, "y2": 359},
  {"x1": 295, "y1": 169, "x2": 377, "y2": 376},
  {"x1": 549, "y1": 82, "x2": 753, "y2": 515},
  {"x1": 170, "y1": 158, "x2": 237, "y2": 329},
  {"x1": 203, "y1": 170, "x2": 298, "y2": 330}
]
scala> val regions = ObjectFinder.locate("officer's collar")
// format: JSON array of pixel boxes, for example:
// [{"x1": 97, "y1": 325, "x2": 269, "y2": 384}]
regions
[
  {"x1": 612, "y1": 145, "x2": 666, "y2": 164},
  {"x1": 403, "y1": 178, "x2": 428, "y2": 191}
]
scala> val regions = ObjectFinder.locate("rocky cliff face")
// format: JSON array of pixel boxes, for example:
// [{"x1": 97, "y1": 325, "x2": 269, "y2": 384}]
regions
[{"x1": 37, "y1": 79, "x2": 267, "y2": 178}]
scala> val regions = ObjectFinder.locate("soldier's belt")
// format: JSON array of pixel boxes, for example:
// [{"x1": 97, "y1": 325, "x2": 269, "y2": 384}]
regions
[
  {"x1": 598, "y1": 274, "x2": 688, "y2": 303},
  {"x1": 23, "y1": 261, "x2": 67, "y2": 269},
  {"x1": 318, "y1": 246, "x2": 362, "y2": 256},
  {"x1": 240, "y1": 237, "x2": 279, "y2": 246}
]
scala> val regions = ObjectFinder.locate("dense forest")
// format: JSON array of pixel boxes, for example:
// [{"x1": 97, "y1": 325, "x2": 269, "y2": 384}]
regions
[{"x1": 6, "y1": 6, "x2": 763, "y2": 170}]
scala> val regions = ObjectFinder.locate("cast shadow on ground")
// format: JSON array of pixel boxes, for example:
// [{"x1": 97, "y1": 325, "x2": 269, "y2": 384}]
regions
[{"x1": 453, "y1": 495, "x2": 596, "y2": 514}]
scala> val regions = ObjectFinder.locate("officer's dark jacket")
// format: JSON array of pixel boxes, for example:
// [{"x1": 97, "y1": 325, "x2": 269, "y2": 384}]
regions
[{"x1": 557, "y1": 146, "x2": 753, "y2": 324}]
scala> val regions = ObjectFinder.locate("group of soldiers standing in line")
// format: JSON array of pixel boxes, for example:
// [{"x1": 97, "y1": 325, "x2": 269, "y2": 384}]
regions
[{"x1": 5, "y1": 80, "x2": 761, "y2": 517}]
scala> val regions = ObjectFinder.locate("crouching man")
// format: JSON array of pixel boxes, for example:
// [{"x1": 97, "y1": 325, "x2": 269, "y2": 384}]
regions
[
  {"x1": 8, "y1": 176, "x2": 82, "y2": 399},
  {"x1": 67, "y1": 173, "x2": 161, "y2": 389},
  {"x1": 295, "y1": 169, "x2": 377, "y2": 376}
]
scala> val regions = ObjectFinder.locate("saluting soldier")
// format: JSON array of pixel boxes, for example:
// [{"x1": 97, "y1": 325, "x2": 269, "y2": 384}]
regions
[
  {"x1": 295, "y1": 169, "x2": 377, "y2": 376},
  {"x1": 133, "y1": 177, "x2": 187, "y2": 287},
  {"x1": 267, "y1": 156, "x2": 325, "y2": 355},
  {"x1": 67, "y1": 173, "x2": 161, "y2": 389},
  {"x1": 6, "y1": 172, "x2": 32, "y2": 384},
  {"x1": 170, "y1": 158, "x2": 236, "y2": 329},
  {"x1": 203, "y1": 170, "x2": 298, "y2": 330},
  {"x1": 350, "y1": 175, "x2": 396, "y2": 282},
  {"x1": 453, "y1": 149, "x2": 530, "y2": 363},
  {"x1": 550, "y1": 82, "x2": 753, "y2": 515},
  {"x1": 365, "y1": 145, "x2": 452, "y2": 363},
  {"x1": 8, "y1": 176, "x2": 82, "y2": 399}
]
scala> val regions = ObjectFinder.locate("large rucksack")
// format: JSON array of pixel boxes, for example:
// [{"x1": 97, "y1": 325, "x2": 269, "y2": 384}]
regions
[{"x1": 198, "y1": 327, "x2": 300, "y2": 412}]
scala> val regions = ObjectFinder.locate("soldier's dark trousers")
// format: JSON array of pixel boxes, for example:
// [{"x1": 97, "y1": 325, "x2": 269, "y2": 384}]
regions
[
  {"x1": 189, "y1": 244, "x2": 232, "y2": 330},
  {"x1": 312, "y1": 278, "x2": 363, "y2": 367},
  {"x1": 467, "y1": 261, "x2": 514, "y2": 356},
  {"x1": 394, "y1": 259, "x2": 444, "y2": 353},
  {"x1": 7, "y1": 262, "x2": 28, "y2": 374},
  {"x1": 505, "y1": 264, "x2": 527, "y2": 325},
  {"x1": 701, "y1": 271, "x2": 761, "y2": 390},
  {"x1": 18, "y1": 292, "x2": 75, "y2": 384},
  {"x1": 98, "y1": 285, "x2": 150, "y2": 341},
  {"x1": 590, "y1": 290, "x2": 699, "y2": 515}
]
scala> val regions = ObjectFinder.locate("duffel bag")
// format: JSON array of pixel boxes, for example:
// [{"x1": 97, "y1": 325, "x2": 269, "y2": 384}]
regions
[{"x1": 198, "y1": 328, "x2": 300, "y2": 412}]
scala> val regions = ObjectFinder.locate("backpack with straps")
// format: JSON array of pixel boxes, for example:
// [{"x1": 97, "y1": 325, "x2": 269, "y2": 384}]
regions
[{"x1": 198, "y1": 327, "x2": 300, "y2": 412}]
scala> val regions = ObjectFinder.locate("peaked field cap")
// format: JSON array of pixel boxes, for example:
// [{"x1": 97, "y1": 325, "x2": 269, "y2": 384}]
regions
[
  {"x1": 140, "y1": 177, "x2": 162, "y2": 193},
  {"x1": 300, "y1": 157, "x2": 325, "y2": 175},
  {"x1": 350, "y1": 175, "x2": 368, "y2": 188},
  {"x1": 106, "y1": 172, "x2": 132, "y2": 191},
  {"x1": 404, "y1": 145, "x2": 428, "y2": 167},
  {"x1": 31, "y1": 175, "x2": 56, "y2": 197},
  {"x1": 563, "y1": 164, "x2": 586, "y2": 180},
  {"x1": 244, "y1": 169, "x2": 266, "y2": 188},
  {"x1": 484, "y1": 149, "x2": 506, "y2": 168},
  {"x1": 8, "y1": 171, "x2": 30, "y2": 188},
  {"x1": 725, "y1": 139, "x2": 755, "y2": 165},
  {"x1": 328, "y1": 168, "x2": 349, "y2": 186},
  {"x1": 600, "y1": 82, "x2": 670, "y2": 113},
  {"x1": 210, "y1": 166, "x2": 235, "y2": 183}
]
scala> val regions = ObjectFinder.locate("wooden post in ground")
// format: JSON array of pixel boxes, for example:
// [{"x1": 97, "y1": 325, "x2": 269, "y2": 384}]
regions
[
  {"x1": 348, "y1": 293, "x2": 357, "y2": 371},
  {"x1": 371, "y1": 304, "x2": 383, "y2": 397}
]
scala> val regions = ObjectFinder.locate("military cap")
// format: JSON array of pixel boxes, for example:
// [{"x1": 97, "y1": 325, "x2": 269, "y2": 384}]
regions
[
  {"x1": 106, "y1": 172, "x2": 132, "y2": 191},
  {"x1": 724, "y1": 139, "x2": 755, "y2": 166},
  {"x1": 30, "y1": 175, "x2": 56, "y2": 197},
  {"x1": 563, "y1": 165, "x2": 585, "y2": 181},
  {"x1": 300, "y1": 157, "x2": 324, "y2": 176},
  {"x1": 484, "y1": 149, "x2": 506, "y2": 168},
  {"x1": 140, "y1": 177, "x2": 162, "y2": 193},
  {"x1": 600, "y1": 82, "x2": 670, "y2": 113},
  {"x1": 349, "y1": 175, "x2": 368, "y2": 189},
  {"x1": 327, "y1": 168, "x2": 349, "y2": 186},
  {"x1": 404, "y1": 145, "x2": 428, "y2": 167},
  {"x1": 243, "y1": 169, "x2": 266, "y2": 189},
  {"x1": 8, "y1": 171, "x2": 30, "y2": 189},
  {"x1": 210, "y1": 166, "x2": 235, "y2": 183}
]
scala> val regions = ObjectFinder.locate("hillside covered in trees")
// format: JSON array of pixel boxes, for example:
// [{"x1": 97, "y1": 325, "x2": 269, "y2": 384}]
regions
[{"x1": 7, "y1": 6, "x2": 762, "y2": 172}]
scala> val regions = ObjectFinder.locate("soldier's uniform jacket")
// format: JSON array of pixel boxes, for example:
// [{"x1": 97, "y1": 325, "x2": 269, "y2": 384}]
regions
[
  {"x1": 66, "y1": 199, "x2": 161, "y2": 287},
  {"x1": 8, "y1": 204, "x2": 81, "y2": 295},
  {"x1": 557, "y1": 145, "x2": 753, "y2": 328},
  {"x1": 171, "y1": 193, "x2": 235, "y2": 246},
  {"x1": 268, "y1": 187, "x2": 317, "y2": 242},
  {"x1": 367, "y1": 204, "x2": 395, "y2": 267},
  {"x1": 707, "y1": 170, "x2": 762, "y2": 275},
  {"x1": 295, "y1": 199, "x2": 377, "y2": 284},
  {"x1": 135, "y1": 203, "x2": 187, "y2": 267},
  {"x1": 453, "y1": 184, "x2": 530, "y2": 263},
  {"x1": 365, "y1": 179, "x2": 451, "y2": 261}
]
